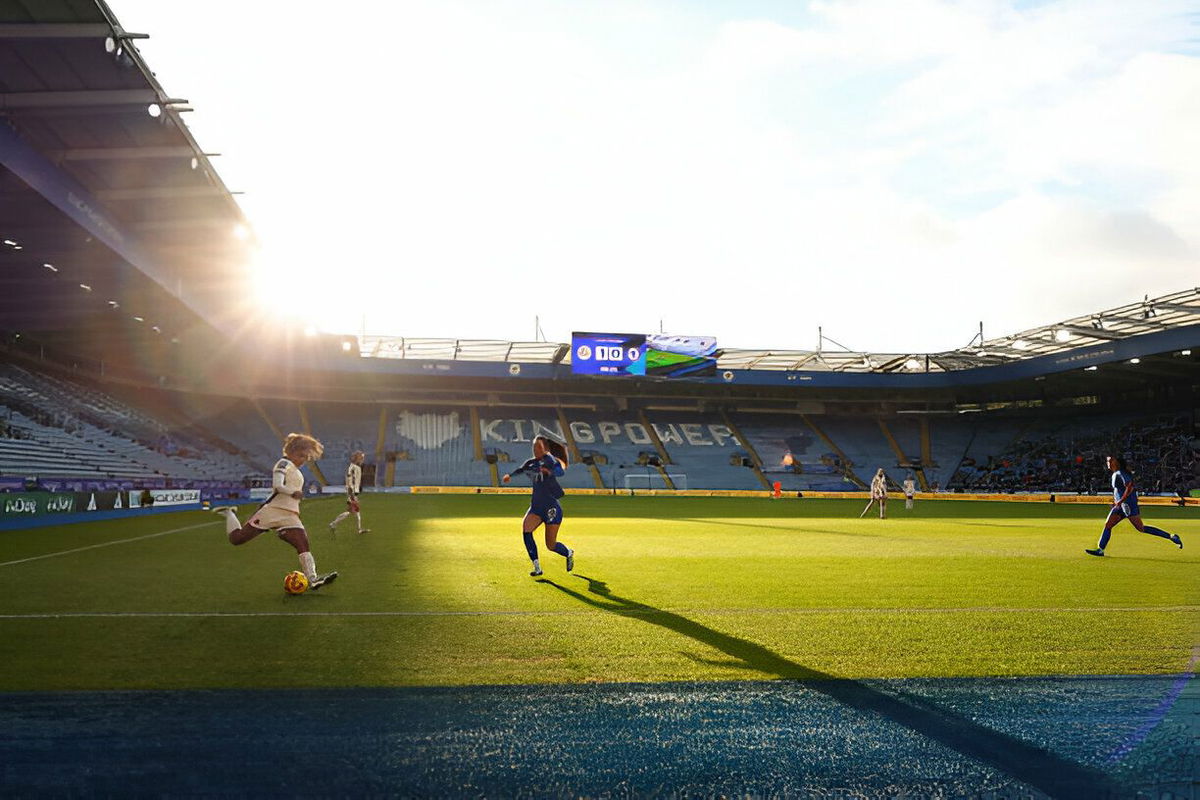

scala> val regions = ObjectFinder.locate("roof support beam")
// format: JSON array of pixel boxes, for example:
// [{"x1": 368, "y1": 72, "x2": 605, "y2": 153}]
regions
[
  {"x1": 0, "y1": 23, "x2": 112, "y2": 39},
  {"x1": 1056, "y1": 324, "x2": 1124, "y2": 341},
  {"x1": 96, "y1": 186, "x2": 231, "y2": 200},
  {"x1": 49, "y1": 146, "x2": 215, "y2": 161},
  {"x1": 0, "y1": 90, "x2": 184, "y2": 109}
]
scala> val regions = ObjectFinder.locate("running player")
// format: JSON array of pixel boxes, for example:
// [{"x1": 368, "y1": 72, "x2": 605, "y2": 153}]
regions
[
  {"x1": 1085, "y1": 455, "x2": 1183, "y2": 557},
  {"x1": 329, "y1": 450, "x2": 370, "y2": 534},
  {"x1": 212, "y1": 433, "x2": 338, "y2": 589},
  {"x1": 860, "y1": 468, "x2": 888, "y2": 519},
  {"x1": 501, "y1": 435, "x2": 574, "y2": 577},
  {"x1": 903, "y1": 474, "x2": 916, "y2": 510}
]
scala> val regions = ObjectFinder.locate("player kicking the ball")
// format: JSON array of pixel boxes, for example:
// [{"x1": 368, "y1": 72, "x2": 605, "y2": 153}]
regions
[
  {"x1": 212, "y1": 433, "x2": 338, "y2": 590},
  {"x1": 502, "y1": 435, "x2": 574, "y2": 577},
  {"x1": 329, "y1": 450, "x2": 370, "y2": 534}
]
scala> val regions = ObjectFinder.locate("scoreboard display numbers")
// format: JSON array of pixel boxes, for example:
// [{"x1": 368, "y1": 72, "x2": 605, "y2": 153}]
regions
[{"x1": 571, "y1": 333, "x2": 647, "y2": 376}]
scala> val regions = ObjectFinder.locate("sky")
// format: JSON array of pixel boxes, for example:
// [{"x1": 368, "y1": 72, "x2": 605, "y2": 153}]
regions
[{"x1": 110, "y1": 0, "x2": 1200, "y2": 353}]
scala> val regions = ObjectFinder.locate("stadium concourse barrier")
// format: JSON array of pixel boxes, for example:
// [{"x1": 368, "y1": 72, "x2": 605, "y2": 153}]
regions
[{"x1": 403, "y1": 486, "x2": 1200, "y2": 506}]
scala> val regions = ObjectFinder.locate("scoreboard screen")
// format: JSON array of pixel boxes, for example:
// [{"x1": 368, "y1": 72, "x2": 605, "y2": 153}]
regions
[
  {"x1": 571, "y1": 332, "x2": 647, "y2": 376},
  {"x1": 571, "y1": 332, "x2": 718, "y2": 378}
]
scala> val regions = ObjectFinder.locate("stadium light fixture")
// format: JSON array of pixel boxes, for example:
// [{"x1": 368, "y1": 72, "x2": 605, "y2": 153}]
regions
[
  {"x1": 78, "y1": 283, "x2": 91, "y2": 292},
  {"x1": 1129, "y1": 358, "x2": 1140, "y2": 364},
  {"x1": 132, "y1": 316, "x2": 144, "y2": 322},
  {"x1": 1182, "y1": 350, "x2": 1192, "y2": 356},
  {"x1": 42, "y1": 263, "x2": 57, "y2": 272},
  {"x1": 147, "y1": 103, "x2": 161, "y2": 118},
  {"x1": 1084, "y1": 365, "x2": 1098, "y2": 371},
  {"x1": 2, "y1": 239, "x2": 16, "y2": 246},
  {"x1": 1054, "y1": 329, "x2": 1071, "y2": 343},
  {"x1": 904, "y1": 358, "x2": 921, "y2": 370},
  {"x1": 1012, "y1": 339, "x2": 1030, "y2": 350},
  {"x1": 341, "y1": 341, "x2": 352, "y2": 352},
  {"x1": 107, "y1": 300, "x2": 119, "y2": 308}
]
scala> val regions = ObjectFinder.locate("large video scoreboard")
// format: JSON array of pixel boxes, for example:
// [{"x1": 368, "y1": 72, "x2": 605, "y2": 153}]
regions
[{"x1": 571, "y1": 332, "x2": 718, "y2": 378}]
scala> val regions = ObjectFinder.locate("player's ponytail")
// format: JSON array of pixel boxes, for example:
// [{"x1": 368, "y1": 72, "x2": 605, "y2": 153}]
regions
[{"x1": 537, "y1": 435, "x2": 569, "y2": 468}]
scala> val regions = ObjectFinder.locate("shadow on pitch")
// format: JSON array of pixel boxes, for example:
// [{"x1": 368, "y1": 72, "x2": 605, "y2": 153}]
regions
[
  {"x1": 538, "y1": 573, "x2": 1120, "y2": 799},
  {"x1": 675, "y1": 518, "x2": 890, "y2": 539}
]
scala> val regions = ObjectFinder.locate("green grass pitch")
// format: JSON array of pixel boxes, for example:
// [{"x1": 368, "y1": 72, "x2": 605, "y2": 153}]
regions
[{"x1": 1, "y1": 495, "x2": 1195, "y2": 691}]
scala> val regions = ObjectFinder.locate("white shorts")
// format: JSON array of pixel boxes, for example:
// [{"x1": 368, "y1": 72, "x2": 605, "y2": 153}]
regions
[
  {"x1": 872, "y1": 491, "x2": 887, "y2": 500},
  {"x1": 248, "y1": 505, "x2": 305, "y2": 531}
]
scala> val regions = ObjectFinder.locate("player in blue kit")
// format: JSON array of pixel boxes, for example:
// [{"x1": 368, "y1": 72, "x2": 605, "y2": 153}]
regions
[
  {"x1": 502, "y1": 435, "x2": 574, "y2": 576},
  {"x1": 1086, "y1": 455, "x2": 1183, "y2": 557}
]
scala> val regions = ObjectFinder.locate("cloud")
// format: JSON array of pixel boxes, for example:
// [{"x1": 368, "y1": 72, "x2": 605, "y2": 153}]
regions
[{"x1": 111, "y1": 0, "x2": 1199, "y2": 352}]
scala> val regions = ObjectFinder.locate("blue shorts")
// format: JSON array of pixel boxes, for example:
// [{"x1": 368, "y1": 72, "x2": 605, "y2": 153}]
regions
[{"x1": 528, "y1": 500, "x2": 563, "y2": 525}]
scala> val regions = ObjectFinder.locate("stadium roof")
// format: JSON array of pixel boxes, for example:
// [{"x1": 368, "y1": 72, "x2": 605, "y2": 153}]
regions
[
  {"x1": 361, "y1": 286, "x2": 1200, "y2": 373},
  {"x1": 0, "y1": 0, "x2": 250, "y2": 352}
]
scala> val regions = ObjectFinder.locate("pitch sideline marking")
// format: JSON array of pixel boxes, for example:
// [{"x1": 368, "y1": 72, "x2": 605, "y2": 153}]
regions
[
  {"x1": 0, "y1": 520, "x2": 218, "y2": 568},
  {"x1": 0, "y1": 605, "x2": 1195, "y2": 620}
]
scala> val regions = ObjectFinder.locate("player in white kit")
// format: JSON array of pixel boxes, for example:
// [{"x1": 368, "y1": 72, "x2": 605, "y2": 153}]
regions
[
  {"x1": 860, "y1": 468, "x2": 889, "y2": 519},
  {"x1": 212, "y1": 433, "x2": 338, "y2": 590},
  {"x1": 330, "y1": 451, "x2": 370, "y2": 534},
  {"x1": 903, "y1": 475, "x2": 916, "y2": 510}
]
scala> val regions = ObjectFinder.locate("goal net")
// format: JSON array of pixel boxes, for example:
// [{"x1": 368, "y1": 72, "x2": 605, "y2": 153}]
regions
[{"x1": 622, "y1": 472, "x2": 688, "y2": 491}]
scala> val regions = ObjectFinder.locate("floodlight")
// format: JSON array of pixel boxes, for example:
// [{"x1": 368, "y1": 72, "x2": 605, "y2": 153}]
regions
[
  {"x1": 1054, "y1": 329, "x2": 1071, "y2": 342},
  {"x1": 147, "y1": 103, "x2": 161, "y2": 118},
  {"x1": 1129, "y1": 358, "x2": 1140, "y2": 364},
  {"x1": 1084, "y1": 366, "x2": 1098, "y2": 372},
  {"x1": 1182, "y1": 350, "x2": 1192, "y2": 356},
  {"x1": 133, "y1": 316, "x2": 144, "y2": 322},
  {"x1": 104, "y1": 36, "x2": 116, "y2": 53},
  {"x1": 43, "y1": 263, "x2": 57, "y2": 272},
  {"x1": 79, "y1": 283, "x2": 92, "y2": 292}
]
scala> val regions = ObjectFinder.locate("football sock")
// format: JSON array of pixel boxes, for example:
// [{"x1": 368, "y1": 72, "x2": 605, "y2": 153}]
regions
[
  {"x1": 1143, "y1": 525, "x2": 1172, "y2": 540},
  {"x1": 1098, "y1": 527, "x2": 1113, "y2": 550},
  {"x1": 354, "y1": 512, "x2": 362, "y2": 529},
  {"x1": 523, "y1": 531, "x2": 538, "y2": 561},
  {"x1": 223, "y1": 509, "x2": 240, "y2": 535},
  {"x1": 331, "y1": 512, "x2": 349, "y2": 526},
  {"x1": 552, "y1": 542, "x2": 570, "y2": 557},
  {"x1": 299, "y1": 552, "x2": 317, "y2": 582}
]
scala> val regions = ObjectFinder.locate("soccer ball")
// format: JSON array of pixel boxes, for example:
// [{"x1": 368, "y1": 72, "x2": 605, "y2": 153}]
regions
[{"x1": 283, "y1": 570, "x2": 309, "y2": 595}]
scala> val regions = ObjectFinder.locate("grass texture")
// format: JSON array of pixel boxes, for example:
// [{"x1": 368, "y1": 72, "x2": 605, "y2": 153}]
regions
[{"x1": 1, "y1": 494, "x2": 1195, "y2": 691}]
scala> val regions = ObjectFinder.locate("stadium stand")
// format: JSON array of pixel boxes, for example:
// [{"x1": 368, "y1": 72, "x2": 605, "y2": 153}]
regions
[
  {"x1": 949, "y1": 411, "x2": 1198, "y2": 495},
  {"x1": 0, "y1": 364, "x2": 257, "y2": 483},
  {"x1": 735, "y1": 412, "x2": 854, "y2": 492}
]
